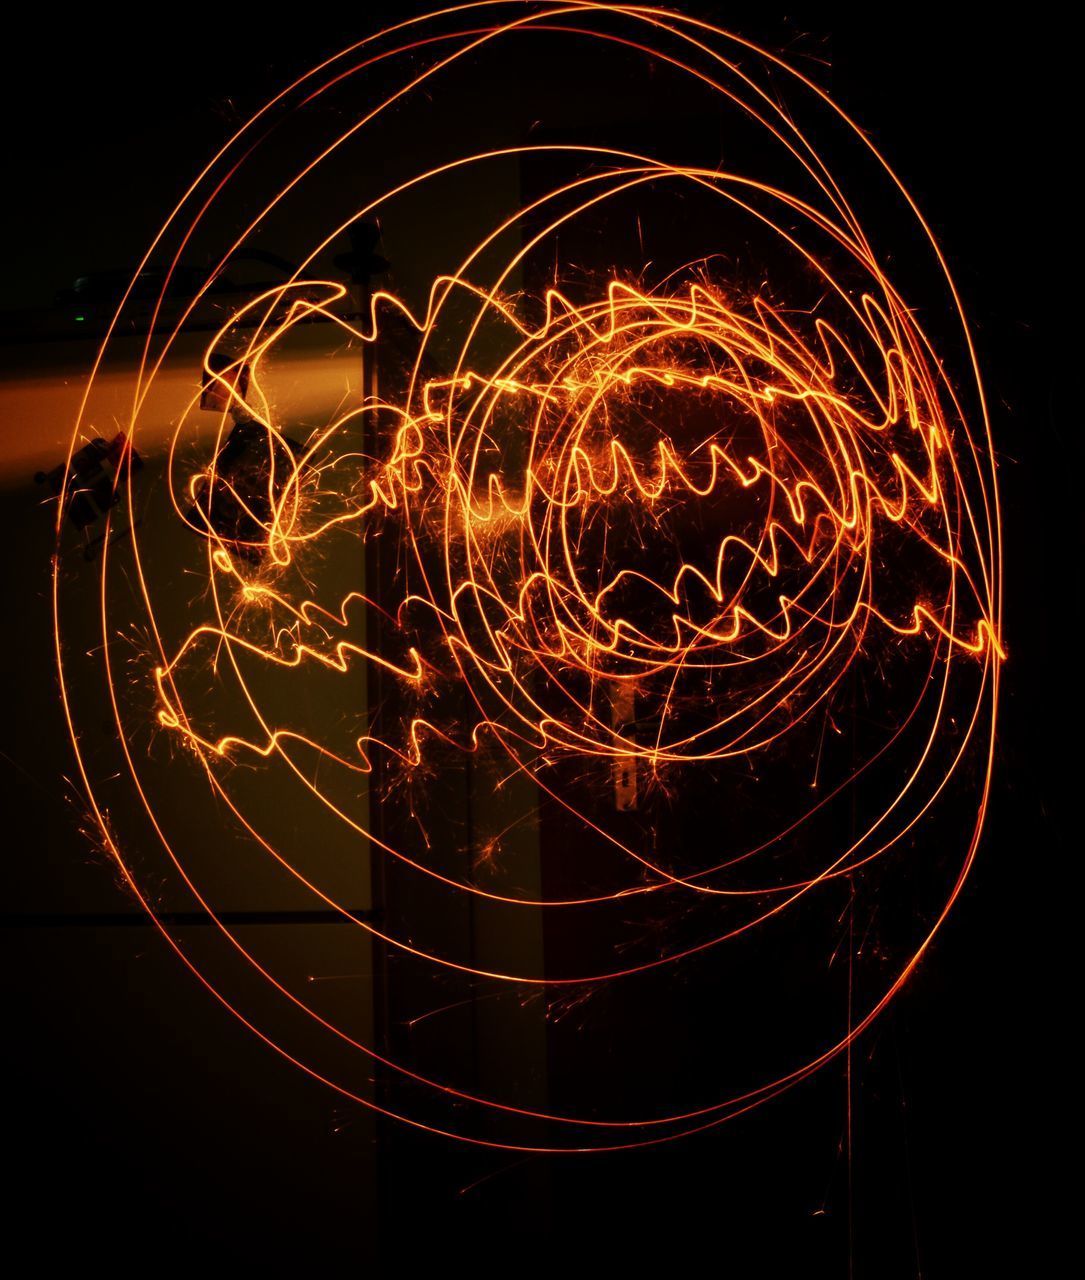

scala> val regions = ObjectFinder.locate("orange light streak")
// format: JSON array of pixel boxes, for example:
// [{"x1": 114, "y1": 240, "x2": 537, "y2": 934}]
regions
[{"x1": 53, "y1": 2, "x2": 1002, "y2": 1151}]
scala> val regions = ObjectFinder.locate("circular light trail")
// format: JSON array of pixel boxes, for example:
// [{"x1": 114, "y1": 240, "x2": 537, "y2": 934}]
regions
[{"x1": 54, "y1": 3, "x2": 1003, "y2": 1151}]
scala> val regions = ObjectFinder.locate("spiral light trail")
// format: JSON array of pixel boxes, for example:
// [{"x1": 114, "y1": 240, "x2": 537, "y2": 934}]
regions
[{"x1": 54, "y1": 3, "x2": 1003, "y2": 1151}]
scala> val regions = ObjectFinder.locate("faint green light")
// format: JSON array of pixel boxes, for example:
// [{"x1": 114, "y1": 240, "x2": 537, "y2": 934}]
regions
[{"x1": 75, "y1": 314, "x2": 86, "y2": 322}]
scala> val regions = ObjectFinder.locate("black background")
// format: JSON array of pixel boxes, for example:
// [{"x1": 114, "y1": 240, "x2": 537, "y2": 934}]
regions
[{"x1": 0, "y1": 3, "x2": 1074, "y2": 1273}]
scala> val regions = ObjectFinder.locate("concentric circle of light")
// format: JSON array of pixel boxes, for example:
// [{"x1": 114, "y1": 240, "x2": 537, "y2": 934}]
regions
[{"x1": 54, "y1": 3, "x2": 1003, "y2": 1151}]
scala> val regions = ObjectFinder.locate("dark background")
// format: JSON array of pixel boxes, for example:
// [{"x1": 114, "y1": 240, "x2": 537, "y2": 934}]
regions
[{"x1": 0, "y1": 3, "x2": 1074, "y2": 1273}]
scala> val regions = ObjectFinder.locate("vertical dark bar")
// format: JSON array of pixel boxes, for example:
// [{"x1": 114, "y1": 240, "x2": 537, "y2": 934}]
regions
[{"x1": 338, "y1": 221, "x2": 395, "y2": 1199}]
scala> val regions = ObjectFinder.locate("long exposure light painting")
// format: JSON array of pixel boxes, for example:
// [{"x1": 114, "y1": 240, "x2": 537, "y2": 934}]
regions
[{"x1": 53, "y1": 3, "x2": 1003, "y2": 1152}]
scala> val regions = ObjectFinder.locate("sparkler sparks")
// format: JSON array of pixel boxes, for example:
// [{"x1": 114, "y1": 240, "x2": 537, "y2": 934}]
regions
[{"x1": 53, "y1": 3, "x2": 1002, "y2": 1152}]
